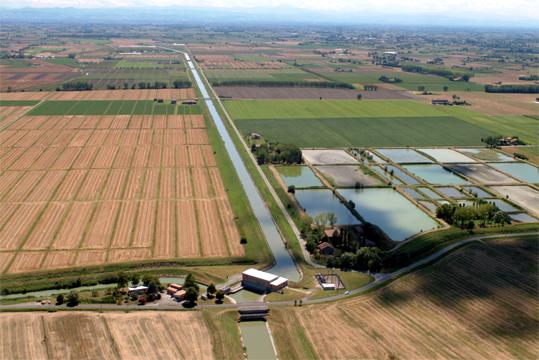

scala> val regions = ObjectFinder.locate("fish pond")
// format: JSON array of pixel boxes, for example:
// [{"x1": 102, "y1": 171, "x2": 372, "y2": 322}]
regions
[
  {"x1": 295, "y1": 189, "x2": 360, "y2": 225},
  {"x1": 276, "y1": 165, "x2": 323, "y2": 188},
  {"x1": 376, "y1": 148, "x2": 433, "y2": 163},
  {"x1": 338, "y1": 188, "x2": 439, "y2": 241},
  {"x1": 418, "y1": 148, "x2": 476, "y2": 163},
  {"x1": 404, "y1": 164, "x2": 470, "y2": 185},
  {"x1": 490, "y1": 162, "x2": 539, "y2": 184}
]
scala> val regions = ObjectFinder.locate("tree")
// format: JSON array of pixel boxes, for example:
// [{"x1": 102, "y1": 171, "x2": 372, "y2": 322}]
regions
[
  {"x1": 117, "y1": 272, "x2": 128, "y2": 288},
  {"x1": 56, "y1": 294, "x2": 64, "y2": 305},
  {"x1": 327, "y1": 213, "x2": 337, "y2": 227},
  {"x1": 68, "y1": 53, "x2": 76, "y2": 59},
  {"x1": 130, "y1": 273, "x2": 140, "y2": 286},
  {"x1": 184, "y1": 273, "x2": 199, "y2": 290},
  {"x1": 287, "y1": 185, "x2": 295, "y2": 194},
  {"x1": 184, "y1": 287, "x2": 199, "y2": 304},
  {"x1": 417, "y1": 85, "x2": 425, "y2": 92},
  {"x1": 215, "y1": 290, "x2": 225, "y2": 303},
  {"x1": 207, "y1": 283, "x2": 216, "y2": 297},
  {"x1": 66, "y1": 291, "x2": 79, "y2": 307},
  {"x1": 357, "y1": 94, "x2": 362, "y2": 100},
  {"x1": 443, "y1": 85, "x2": 448, "y2": 91}
]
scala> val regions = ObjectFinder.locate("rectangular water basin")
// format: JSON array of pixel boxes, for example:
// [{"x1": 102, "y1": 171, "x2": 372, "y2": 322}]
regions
[
  {"x1": 338, "y1": 188, "x2": 438, "y2": 241},
  {"x1": 404, "y1": 164, "x2": 470, "y2": 185},
  {"x1": 489, "y1": 162, "x2": 539, "y2": 184},
  {"x1": 295, "y1": 189, "x2": 360, "y2": 225},
  {"x1": 417, "y1": 148, "x2": 477, "y2": 163},
  {"x1": 277, "y1": 165, "x2": 323, "y2": 188},
  {"x1": 376, "y1": 148, "x2": 433, "y2": 163}
]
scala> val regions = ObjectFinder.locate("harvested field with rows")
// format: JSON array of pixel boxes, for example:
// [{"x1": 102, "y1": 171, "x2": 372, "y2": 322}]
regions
[
  {"x1": 0, "y1": 311, "x2": 220, "y2": 360},
  {"x1": 215, "y1": 86, "x2": 359, "y2": 99},
  {"x1": 271, "y1": 236, "x2": 539, "y2": 359},
  {"x1": 0, "y1": 113, "x2": 243, "y2": 274},
  {"x1": 0, "y1": 88, "x2": 196, "y2": 101}
]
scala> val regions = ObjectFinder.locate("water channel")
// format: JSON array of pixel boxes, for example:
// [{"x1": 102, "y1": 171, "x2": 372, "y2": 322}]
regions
[{"x1": 185, "y1": 53, "x2": 300, "y2": 282}]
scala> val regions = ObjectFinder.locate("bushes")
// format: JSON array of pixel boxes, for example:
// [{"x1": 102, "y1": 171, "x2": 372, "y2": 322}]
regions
[
  {"x1": 61, "y1": 81, "x2": 93, "y2": 91},
  {"x1": 254, "y1": 143, "x2": 302, "y2": 165},
  {"x1": 172, "y1": 80, "x2": 192, "y2": 88},
  {"x1": 485, "y1": 84, "x2": 539, "y2": 93}
]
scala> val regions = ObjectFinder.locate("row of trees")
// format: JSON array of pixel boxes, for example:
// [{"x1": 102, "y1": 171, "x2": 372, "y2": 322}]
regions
[
  {"x1": 436, "y1": 202, "x2": 511, "y2": 229},
  {"x1": 61, "y1": 81, "x2": 93, "y2": 91},
  {"x1": 326, "y1": 247, "x2": 383, "y2": 272},
  {"x1": 401, "y1": 62, "x2": 471, "y2": 81},
  {"x1": 253, "y1": 143, "x2": 302, "y2": 165},
  {"x1": 58, "y1": 79, "x2": 191, "y2": 92},
  {"x1": 378, "y1": 75, "x2": 402, "y2": 83},
  {"x1": 485, "y1": 84, "x2": 539, "y2": 93}
]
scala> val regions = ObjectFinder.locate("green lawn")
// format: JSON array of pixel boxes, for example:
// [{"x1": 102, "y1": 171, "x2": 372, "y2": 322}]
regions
[
  {"x1": 27, "y1": 100, "x2": 201, "y2": 116},
  {"x1": 236, "y1": 116, "x2": 498, "y2": 147}
]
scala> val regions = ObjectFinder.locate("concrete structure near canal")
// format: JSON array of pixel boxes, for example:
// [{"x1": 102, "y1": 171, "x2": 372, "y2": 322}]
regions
[{"x1": 242, "y1": 268, "x2": 288, "y2": 293}]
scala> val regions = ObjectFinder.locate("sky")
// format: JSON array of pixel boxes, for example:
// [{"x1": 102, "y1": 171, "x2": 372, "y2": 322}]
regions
[{"x1": 1, "y1": 0, "x2": 538, "y2": 26}]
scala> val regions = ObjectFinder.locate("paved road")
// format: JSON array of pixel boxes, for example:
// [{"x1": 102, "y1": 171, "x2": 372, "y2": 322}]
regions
[{"x1": 3, "y1": 232, "x2": 535, "y2": 311}]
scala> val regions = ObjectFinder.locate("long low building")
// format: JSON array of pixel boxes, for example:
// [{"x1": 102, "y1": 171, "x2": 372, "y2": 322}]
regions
[{"x1": 242, "y1": 268, "x2": 288, "y2": 293}]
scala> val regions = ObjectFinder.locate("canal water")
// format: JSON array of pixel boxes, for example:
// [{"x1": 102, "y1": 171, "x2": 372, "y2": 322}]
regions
[
  {"x1": 239, "y1": 321, "x2": 277, "y2": 360},
  {"x1": 185, "y1": 53, "x2": 300, "y2": 282}
]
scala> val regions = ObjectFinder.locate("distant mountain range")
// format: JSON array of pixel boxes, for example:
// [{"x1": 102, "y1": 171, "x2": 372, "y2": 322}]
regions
[{"x1": 0, "y1": 6, "x2": 537, "y2": 29}]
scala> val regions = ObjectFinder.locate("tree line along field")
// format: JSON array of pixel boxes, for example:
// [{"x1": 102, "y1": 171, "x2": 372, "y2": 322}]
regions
[
  {"x1": 0, "y1": 113, "x2": 243, "y2": 274},
  {"x1": 226, "y1": 99, "x2": 535, "y2": 147},
  {"x1": 269, "y1": 236, "x2": 539, "y2": 360},
  {"x1": 0, "y1": 311, "x2": 238, "y2": 360},
  {"x1": 307, "y1": 68, "x2": 485, "y2": 91}
]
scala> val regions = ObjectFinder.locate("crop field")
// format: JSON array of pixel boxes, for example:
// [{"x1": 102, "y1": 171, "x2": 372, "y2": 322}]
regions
[
  {"x1": 0, "y1": 311, "x2": 219, "y2": 360},
  {"x1": 307, "y1": 68, "x2": 485, "y2": 91},
  {"x1": 26, "y1": 100, "x2": 201, "y2": 116},
  {"x1": 0, "y1": 59, "x2": 79, "y2": 91},
  {"x1": 215, "y1": 86, "x2": 359, "y2": 99},
  {"x1": 502, "y1": 146, "x2": 539, "y2": 165},
  {"x1": 0, "y1": 113, "x2": 243, "y2": 274},
  {"x1": 236, "y1": 117, "x2": 497, "y2": 147},
  {"x1": 226, "y1": 99, "x2": 533, "y2": 147},
  {"x1": 226, "y1": 99, "x2": 467, "y2": 120},
  {"x1": 270, "y1": 236, "x2": 539, "y2": 359},
  {"x1": 0, "y1": 88, "x2": 195, "y2": 102},
  {"x1": 206, "y1": 68, "x2": 325, "y2": 84}
]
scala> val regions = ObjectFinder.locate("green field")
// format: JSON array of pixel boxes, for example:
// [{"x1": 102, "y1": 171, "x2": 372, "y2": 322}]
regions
[
  {"x1": 226, "y1": 99, "x2": 451, "y2": 120},
  {"x1": 310, "y1": 69, "x2": 484, "y2": 91},
  {"x1": 236, "y1": 116, "x2": 498, "y2": 147},
  {"x1": 0, "y1": 100, "x2": 40, "y2": 106},
  {"x1": 226, "y1": 99, "x2": 534, "y2": 147},
  {"x1": 206, "y1": 68, "x2": 325, "y2": 84},
  {"x1": 27, "y1": 100, "x2": 201, "y2": 116},
  {"x1": 114, "y1": 59, "x2": 169, "y2": 69}
]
